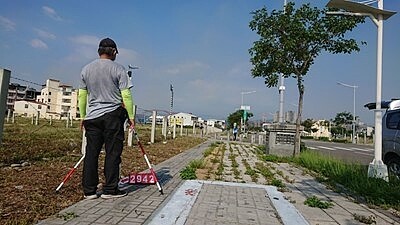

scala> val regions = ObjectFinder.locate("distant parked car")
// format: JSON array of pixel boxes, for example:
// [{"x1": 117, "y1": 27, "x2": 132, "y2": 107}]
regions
[{"x1": 365, "y1": 99, "x2": 400, "y2": 179}]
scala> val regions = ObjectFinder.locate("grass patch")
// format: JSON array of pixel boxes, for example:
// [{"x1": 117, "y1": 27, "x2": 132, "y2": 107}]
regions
[
  {"x1": 181, "y1": 159, "x2": 206, "y2": 180},
  {"x1": 57, "y1": 212, "x2": 78, "y2": 221},
  {"x1": 255, "y1": 146, "x2": 400, "y2": 211},
  {"x1": 270, "y1": 178, "x2": 285, "y2": 188},
  {"x1": 180, "y1": 166, "x2": 197, "y2": 180},
  {"x1": 304, "y1": 196, "x2": 334, "y2": 209},
  {"x1": 189, "y1": 159, "x2": 205, "y2": 169},
  {"x1": 296, "y1": 150, "x2": 400, "y2": 210}
]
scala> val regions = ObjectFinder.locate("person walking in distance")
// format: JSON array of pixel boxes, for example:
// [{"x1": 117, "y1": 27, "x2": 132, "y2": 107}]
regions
[
  {"x1": 78, "y1": 37, "x2": 135, "y2": 199},
  {"x1": 233, "y1": 123, "x2": 238, "y2": 141}
]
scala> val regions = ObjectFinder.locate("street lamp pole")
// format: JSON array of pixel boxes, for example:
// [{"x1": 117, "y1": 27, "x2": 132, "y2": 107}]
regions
[
  {"x1": 168, "y1": 84, "x2": 174, "y2": 135},
  {"x1": 326, "y1": 0, "x2": 396, "y2": 180},
  {"x1": 278, "y1": 0, "x2": 288, "y2": 124},
  {"x1": 337, "y1": 82, "x2": 358, "y2": 144}
]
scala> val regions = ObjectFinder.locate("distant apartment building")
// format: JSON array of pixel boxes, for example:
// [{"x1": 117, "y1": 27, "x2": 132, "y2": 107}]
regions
[
  {"x1": 6, "y1": 83, "x2": 40, "y2": 111},
  {"x1": 285, "y1": 110, "x2": 296, "y2": 124},
  {"x1": 36, "y1": 79, "x2": 78, "y2": 119},
  {"x1": 272, "y1": 110, "x2": 296, "y2": 124}
]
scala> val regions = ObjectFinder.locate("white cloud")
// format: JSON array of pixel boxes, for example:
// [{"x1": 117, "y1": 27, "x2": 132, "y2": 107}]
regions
[
  {"x1": 69, "y1": 35, "x2": 99, "y2": 46},
  {"x1": 66, "y1": 35, "x2": 101, "y2": 62},
  {"x1": 42, "y1": 6, "x2": 63, "y2": 21},
  {"x1": 30, "y1": 39, "x2": 48, "y2": 49},
  {"x1": 166, "y1": 61, "x2": 209, "y2": 75},
  {"x1": 66, "y1": 35, "x2": 139, "y2": 65},
  {"x1": 34, "y1": 28, "x2": 56, "y2": 39},
  {"x1": 0, "y1": 16, "x2": 16, "y2": 31}
]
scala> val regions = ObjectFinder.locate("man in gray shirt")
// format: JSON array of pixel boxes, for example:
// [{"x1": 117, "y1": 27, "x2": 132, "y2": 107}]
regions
[{"x1": 79, "y1": 37, "x2": 135, "y2": 199}]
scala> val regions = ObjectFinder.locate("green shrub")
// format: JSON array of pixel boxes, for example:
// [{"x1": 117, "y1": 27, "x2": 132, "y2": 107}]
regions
[
  {"x1": 301, "y1": 136, "x2": 314, "y2": 139},
  {"x1": 331, "y1": 139, "x2": 347, "y2": 143},
  {"x1": 180, "y1": 166, "x2": 197, "y2": 180},
  {"x1": 318, "y1": 136, "x2": 330, "y2": 142}
]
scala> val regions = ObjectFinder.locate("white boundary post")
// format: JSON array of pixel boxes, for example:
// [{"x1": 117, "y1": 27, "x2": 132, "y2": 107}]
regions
[
  {"x1": 173, "y1": 116, "x2": 176, "y2": 139},
  {"x1": 35, "y1": 111, "x2": 39, "y2": 125},
  {"x1": 180, "y1": 117, "x2": 183, "y2": 137},
  {"x1": 162, "y1": 116, "x2": 167, "y2": 139},
  {"x1": 0, "y1": 68, "x2": 11, "y2": 145},
  {"x1": 6, "y1": 109, "x2": 10, "y2": 123},
  {"x1": 151, "y1": 110, "x2": 156, "y2": 143}
]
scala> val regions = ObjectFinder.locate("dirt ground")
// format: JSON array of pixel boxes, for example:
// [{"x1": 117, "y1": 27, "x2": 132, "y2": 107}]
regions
[{"x1": 0, "y1": 120, "x2": 204, "y2": 225}]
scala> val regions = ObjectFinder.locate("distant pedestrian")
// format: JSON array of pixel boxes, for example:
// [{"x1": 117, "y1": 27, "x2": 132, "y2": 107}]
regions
[
  {"x1": 78, "y1": 37, "x2": 135, "y2": 199},
  {"x1": 233, "y1": 123, "x2": 238, "y2": 141}
]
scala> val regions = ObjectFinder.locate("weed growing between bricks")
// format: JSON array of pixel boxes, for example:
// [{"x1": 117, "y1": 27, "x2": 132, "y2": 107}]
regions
[
  {"x1": 242, "y1": 159, "x2": 259, "y2": 182},
  {"x1": 304, "y1": 196, "x2": 334, "y2": 209}
]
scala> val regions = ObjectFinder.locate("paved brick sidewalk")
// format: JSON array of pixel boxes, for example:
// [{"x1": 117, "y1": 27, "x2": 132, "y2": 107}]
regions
[
  {"x1": 147, "y1": 180, "x2": 308, "y2": 225},
  {"x1": 37, "y1": 140, "x2": 400, "y2": 225}
]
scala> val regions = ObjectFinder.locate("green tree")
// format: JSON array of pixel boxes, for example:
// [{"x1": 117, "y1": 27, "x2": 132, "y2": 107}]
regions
[
  {"x1": 227, "y1": 110, "x2": 253, "y2": 129},
  {"x1": 249, "y1": 2, "x2": 364, "y2": 156},
  {"x1": 302, "y1": 118, "x2": 318, "y2": 133},
  {"x1": 333, "y1": 111, "x2": 353, "y2": 126},
  {"x1": 332, "y1": 111, "x2": 353, "y2": 137}
]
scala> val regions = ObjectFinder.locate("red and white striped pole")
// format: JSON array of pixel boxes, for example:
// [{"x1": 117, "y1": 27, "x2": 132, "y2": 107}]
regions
[{"x1": 55, "y1": 154, "x2": 85, "y2": 192}]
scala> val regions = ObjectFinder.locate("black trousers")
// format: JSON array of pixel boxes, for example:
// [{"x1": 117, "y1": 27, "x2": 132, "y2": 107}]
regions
[{"x1": 82, "y1": 107, "x2": 127, "y2": 195}]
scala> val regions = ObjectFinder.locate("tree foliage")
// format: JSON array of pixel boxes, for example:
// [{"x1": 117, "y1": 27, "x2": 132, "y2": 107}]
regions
[
  {"x1": 302, "y1": 118, "x2": 316, "y2": 133},
  {"x1": 227, "y1": 110, "x2": 253, "y2": 129},
  {"x1": 331, "y1": 111, "x2": 354, "y2": 137},
  {"x1": 249, "y1": 2, "x2": 364, "y2": 155},
  {"x1": 333, "y1": 111, "x2": 353, "y2": 126}
]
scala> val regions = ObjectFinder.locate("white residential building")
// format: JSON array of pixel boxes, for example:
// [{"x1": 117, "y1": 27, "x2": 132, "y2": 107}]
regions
[
  {"x1": 207, "y1": 119, "x2": 225, "y2": 129},
  {"x1": 168, "y1": 112, "x2": 198, "y2": 126},
  {"x1": 36, "y1": 79, "x2": 78, "y2": 119},
  {"x1": 14, "y1": 100, "x2": 48, "y2": 118},
  {"x1": 310, "y1": 120, "x2": 331, "y2": 139}
]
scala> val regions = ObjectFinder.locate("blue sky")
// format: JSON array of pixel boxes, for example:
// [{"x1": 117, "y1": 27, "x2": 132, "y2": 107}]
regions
[{"x1": 0, "y1": 1, "x2": 399, "y2": 125}]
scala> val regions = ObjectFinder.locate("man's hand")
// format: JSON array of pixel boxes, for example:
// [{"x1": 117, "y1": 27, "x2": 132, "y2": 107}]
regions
[{"x1": 128, "y1": 119, "x2": 135, "y2": 130}]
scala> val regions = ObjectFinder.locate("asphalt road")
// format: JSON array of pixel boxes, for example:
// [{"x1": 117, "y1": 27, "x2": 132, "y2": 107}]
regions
[{"x1": 302, "y1": 139, "x2": 375, "y2": 165}]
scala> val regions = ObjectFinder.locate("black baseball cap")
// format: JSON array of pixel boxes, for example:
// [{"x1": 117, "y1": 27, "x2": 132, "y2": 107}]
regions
[{"x1": 99, "y1": 38, "x2": 118, "y2": 54}]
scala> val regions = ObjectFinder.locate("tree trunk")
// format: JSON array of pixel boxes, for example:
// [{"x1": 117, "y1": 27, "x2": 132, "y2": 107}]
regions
[{"x1": 294, "y1": 77, "x2": 304, "y2": 156}]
